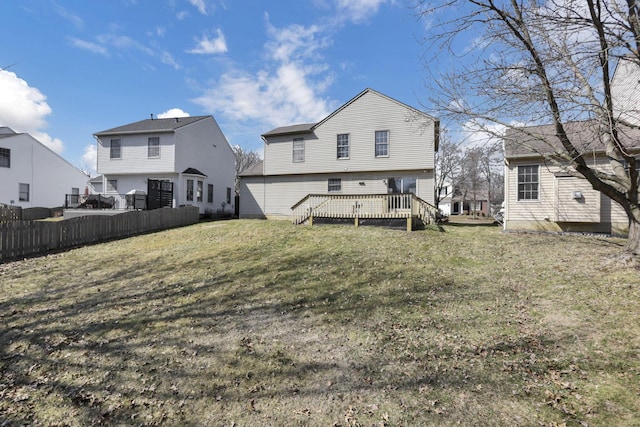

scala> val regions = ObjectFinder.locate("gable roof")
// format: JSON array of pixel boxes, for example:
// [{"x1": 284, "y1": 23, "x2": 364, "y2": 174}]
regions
[
  {"x1": 261, "y1": 88, "x2": 437, "y2": 139},
  {"x1": 238, "y1": 160, "x2": 264, "y2": 177},
  {"x1": 94, "y1": 116, "x2": 210, "y2": 136},
  {"x1": 504, "y1": 120, "x2": 640, "y2": 159}
]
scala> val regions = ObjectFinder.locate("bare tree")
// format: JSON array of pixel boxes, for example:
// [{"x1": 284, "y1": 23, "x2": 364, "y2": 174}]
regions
[
  {"x1": 417, "y1": 0, "x2": 640, "y2": 256},
  {"x1": 232, "y1": 145, "x2": 262, "y2": 194},
  {"x1": 434, "y1": 132, "x2": 462, "y2": 210}
]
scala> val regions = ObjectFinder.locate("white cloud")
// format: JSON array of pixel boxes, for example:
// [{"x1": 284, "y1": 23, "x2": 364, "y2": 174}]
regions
[
  {"x1": 188, "y1": 0, "x2": 208, "y2": 15},
  {"x1": 192, "y1": 19, "x2": 335, "y2": 129},
  {"x1": 52, "y1": 2, "x2": 84, "y2": 29},
  {"x1": 189, "y1": 0, "x2": 207, "y2": 15},
  {"x1": 81, "y1": 144, "x2": 98, "y2": 176},
  {"x1": 157, "y1": 108, "x2": 191, "y2": 118},
  {"x1": 187, "y1": 29, "x2": 228, "y2": 54},
  {"x1": 0, "y1": 69, "x2": 64, "y2": 154},
  {"x1": 68, "y1": 37, "x2": 109, "y2": 56},
  {"x1": 335, "y1": 0, "x2": 390, "y2": 23}
]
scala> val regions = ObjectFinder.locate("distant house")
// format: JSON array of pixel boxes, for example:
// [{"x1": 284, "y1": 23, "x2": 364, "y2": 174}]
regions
[
  {"x1": 239, "y1": 88, "x2": 439, "y2": 224},
  {"x1": 502, "y1": 58, "x2": 640, "y2": 236},
  {"x1": 94, "y1": 115, "x2": 235, "y2": 214},
  {"x1": 0, "y1": 127, "x2": 88, "y2": 208}
]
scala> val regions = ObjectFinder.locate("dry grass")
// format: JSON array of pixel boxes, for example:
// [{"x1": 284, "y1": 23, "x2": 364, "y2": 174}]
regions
[{"x1": 1, "y1": 218, "x2": 639, "y2": 426}]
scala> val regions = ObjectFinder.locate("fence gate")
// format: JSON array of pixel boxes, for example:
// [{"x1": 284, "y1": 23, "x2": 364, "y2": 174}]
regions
[{"x1": 147, "y1": 180, "x2": 174, "y2": 210}]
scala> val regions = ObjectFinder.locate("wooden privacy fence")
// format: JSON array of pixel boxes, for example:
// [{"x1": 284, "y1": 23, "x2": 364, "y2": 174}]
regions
[
  {"x1": 0, "y1": 206, "x2": 199, "y2": 262},
  {"x1": 0, "y1": 205, "x2": 21, "y2": 222}
]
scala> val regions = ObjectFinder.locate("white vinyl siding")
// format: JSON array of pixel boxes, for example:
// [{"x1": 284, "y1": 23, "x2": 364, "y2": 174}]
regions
[
  {"x1": 98, "y1": 134, "x2": 175, "y2": 174},
  {"x1": 107, "y1": 179, "x2": 118, "y2": 192}
]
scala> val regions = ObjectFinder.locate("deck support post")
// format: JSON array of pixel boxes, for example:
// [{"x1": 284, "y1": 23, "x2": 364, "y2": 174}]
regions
[
  {"x1": 355, "y1": 215, "x2": 359, "y2": 228},
  {"x1": 406, "y1": 216, "x2": 413, "y2": 232},
  {"x1": 309, "y1": 215, "x2": 313, "y2": 227}
]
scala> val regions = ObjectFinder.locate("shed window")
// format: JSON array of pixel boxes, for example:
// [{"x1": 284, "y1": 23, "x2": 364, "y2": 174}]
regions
[{"x1": 518, "y1": 165, "x2": 539, "y2": 200}]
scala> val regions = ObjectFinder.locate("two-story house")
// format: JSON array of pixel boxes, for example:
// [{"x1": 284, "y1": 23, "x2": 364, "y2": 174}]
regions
[
  {"x1": 0, "y1": 127, "x2": 88, "y2": 208},
  {"x1": 239, "y1": 88, "x2": 439, "y2": 224},
  {"x1": 94, "y1": 115, "x2": 235, "y2": 214}
]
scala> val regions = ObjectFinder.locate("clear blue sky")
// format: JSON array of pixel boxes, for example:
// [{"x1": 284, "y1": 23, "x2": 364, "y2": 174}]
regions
[{"x1": 0, "y1": 0, "x2": 436, "y2": 175}]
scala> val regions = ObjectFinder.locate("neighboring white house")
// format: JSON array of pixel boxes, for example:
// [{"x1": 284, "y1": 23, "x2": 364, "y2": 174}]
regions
[
  {"x1": 239, "y1": 88, "x2": 439, "y2": 220},
  {"x1": 503, "y1": 58, "x2": 640, "y2": 236},
  {"x1": 94, "y1": 115, "x2": 235, "y2": 214},
  {"x1": 0, "y1": 127, "x2": 88, "y2": 208}
]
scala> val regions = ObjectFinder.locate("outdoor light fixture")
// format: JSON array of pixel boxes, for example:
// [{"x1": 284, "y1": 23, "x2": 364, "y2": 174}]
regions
[{"x1": 573, "y1": 191, "x2": 583, "y2": 199}]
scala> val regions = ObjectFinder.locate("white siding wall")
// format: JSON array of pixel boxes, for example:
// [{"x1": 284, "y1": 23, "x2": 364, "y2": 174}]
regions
[
  {"x1": 97, "y1": 133, "x2": 176, "y2": 174},
  {"x1": 612, "y1": 58, "x2": 640, "y2": 126},
  {"x1": 174, "y1": 118, "x2": 236, "y2": 213},
  {"x1": 264, "y1": 91, "x2": 436, "y2": 176},
  {"x1": 0, "y1": 133, "x2": 88, "y2": 208}
]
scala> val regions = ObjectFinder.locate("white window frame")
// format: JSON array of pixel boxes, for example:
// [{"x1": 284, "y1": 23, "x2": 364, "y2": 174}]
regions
[
  {"x1": 337, "y1": 134, "x2": 350, "y2": 159},
  {"x1": 375, "y1": 130, "x2": 389, "y2": 157},
  {"x1": 186, "y1": 179, "x2": 194, "y2": 202},
  {"x1": 110, "y1": 139, "x2": 121, "y2": 159},
  {"x1": 148, "y1": 137, "x2": 160, "y2": 158},
  {"x1": 517, "y1": 165, "x2": 539, "y2": 201},
  {"x1": 328, "y1": 178, "x2": 342, "y2": 192},
  {"x1": 19, "y1": 183, "x2": 29, "y2": 202},
  {"x1": 293, "y1": 138, "x2": 305, "y2": 162},
  {"x1": 0, "y1": 147, "x2": 10, "y2": 168}
]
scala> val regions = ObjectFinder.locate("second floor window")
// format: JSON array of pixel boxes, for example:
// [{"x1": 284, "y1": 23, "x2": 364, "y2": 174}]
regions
[
  {"x1": 148, "y1": 137, "x2": 160, "y2": 158},
  {"x1": 0, "y1": 147, "x2": 10, "y2": 168},
  {"x1": 337, "y1": 134, "x2": 349, "y2": 159},
  {"x1": 375, "y1": 130, "x2": 389, "y2": 157},
  {"x1": 110, "y1": 139, "x2": 121, "y2": 159},
  {"x1": 293, "y1": 138, "x2": 304, "y2": 162}
]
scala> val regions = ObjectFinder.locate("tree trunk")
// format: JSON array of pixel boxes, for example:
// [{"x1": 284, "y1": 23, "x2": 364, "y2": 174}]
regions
[{"x1": 626, "y1": 208, "x2": 640, "y2": 256}]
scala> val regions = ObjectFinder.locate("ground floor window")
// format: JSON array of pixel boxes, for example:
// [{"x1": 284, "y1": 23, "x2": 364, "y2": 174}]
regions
[
  {"x1": 19, "y1": 183, "x2": 29, "y2": 202},
  {"x1": 387, "y1": 177, "x2": 416, "y2": 194},
  {"x1": 197, "y1": 180, "x2": 203, "y2": 202},
  {"x1": 207, "y1": 184, "x2": 214, "y2": 203},
  {"x1": 186, "y1": 179, "x2": 194, "y2": 201},
  {"x1": 328, "y1": 178, "x2": 342, "y2": 192},
  {"x1": 517, "y1": 165, "x2": 539, "y2": 200},
  {"x1": 226, "y1": 187, "x2": 232, "y2": 204},
  {"x1": 107, "y1": 179, "x2": 118, "y2": 192}
]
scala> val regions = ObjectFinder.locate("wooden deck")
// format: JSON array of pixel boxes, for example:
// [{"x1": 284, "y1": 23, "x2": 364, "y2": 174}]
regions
[{"x1": 291, "y1": 193, "x2": 438, "y2": 231}]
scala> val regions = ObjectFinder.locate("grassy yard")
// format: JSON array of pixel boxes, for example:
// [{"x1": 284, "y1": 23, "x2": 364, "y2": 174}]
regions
[{"x1": 1, "y1": 219, "x2": 639, "y2": 426}]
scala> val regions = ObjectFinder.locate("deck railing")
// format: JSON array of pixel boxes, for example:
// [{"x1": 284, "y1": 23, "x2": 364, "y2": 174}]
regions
[{"x1": 292, "y1": 193, "x2": 437, "y2": 228}]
